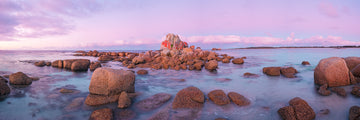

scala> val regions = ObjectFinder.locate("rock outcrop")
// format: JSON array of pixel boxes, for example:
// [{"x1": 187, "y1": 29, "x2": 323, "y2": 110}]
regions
[
  {"x1": 314, "y1": 57, "x2": 351, "y2": 87},
  {"x1": 160, "y1": 33, "x2": 188, "y2": 50},
  {"x1": 172, "y1": 86, "x2": 204, "y2": 109},
  {"x1": 9, "y1": 72, "x2": 32, "y2": 85}
]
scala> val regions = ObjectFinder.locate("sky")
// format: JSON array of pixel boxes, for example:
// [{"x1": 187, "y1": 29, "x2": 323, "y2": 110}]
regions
[{"x1": 0, "y1": 0, "x2": 360, "y2": 50}]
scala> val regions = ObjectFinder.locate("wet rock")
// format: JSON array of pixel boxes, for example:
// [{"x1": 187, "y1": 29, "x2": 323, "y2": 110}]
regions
[
  {"x1": 205, "y1": 60, "x2": 218, "y2": 71},
  {"x1": 351, "y1": 64, "x2": 360, "y2": 77},
  {"x1": 34, "y1": 61, "x2": 46, "y2": 67},
  {"x1": 30, "y1": 77, "x2": 39, "y2": 81},
  {"x1": 351, "y1": 86, "x2": 360, "y2": 97},
  {"x1": 118, "y1": 91, "x2": 131, "y2": 109},
  {"x1": 51, "y1": 60, "x2": 63, "y2": 68},
  {"x1": 227, "y1": 92, "x2": 250, "y2": 106},
  {"x1": 345, "y1": 57, "x2": 360, "y2": 70},
  {"x1": 172, "y1": 86, "x2": 205, "y2": 109},
  {"x1": 349, "y1": 106, "x2": 360, "y2": 120},
  {"x1": 85, "y1": 94, "x2": 119, "y2": 106},
  {"x1": 208, "y1": 90, "x2": 230, "y2": 105},
  {"x1": 318, "y1": 84, "x2": 331, "y2": 96},
  {"x1": 289, "y1": 97, "x2": 316, "y2": 120},
  {"x1": 263, "y1": 67, "x2": 281, "y2": 76},
  {"x1": 182, "y1": 48, "x2": 194, "y2": 54},
  {"x1": 137, "y1": 69, "x2": 148, "y2": 75},
  {"x1": 59, "y1": 88, "x2": 74, "y2": 93},
  {"x1": 136, "y1": 93, "x2": 171, "y2": 111},
  {"x1": 65, "y1": 97, "x2": 84, "y2": 112},
  {"x1": 89, "y1": 68, "x2": 135, "y2": 95},
  {"x1": 280, "y1": 67, "x2": 298, "y2": 78},
  {"x1": 330, "y1": 87, "x2": 347, "y2": 97},
  {"x1": 149, "y1": 108, "x2": 170, "y2": 120},
  {"x1": 90, "y1": 62, "x2": 102, "y2": 71},
  {"x1": 45, "y1": 62, "x2": 51, "y2": 66},
  {"x1": 89, "y1": 108, "x2": 113, "y2": 120},
  {"x1": 180, "y1": 64, "x2": 187, "y2": 70},
  {"x1": 232, "y1": 58, "x2": 244, "y2": 64},
  {"x1": 314, "y1": 57, "x2": 350, "y2": 87},
  {"x1": 278, "y1": 106, "x2": 296, "y2": 120},
  {"x1": 116, "y1": 110, "x2": 136, "y2": 120},
  {"x1": 193, "y1": 62, "x2": 203, "y2": 70},
  {"x1": 243, "y1": 72, "x2": 259, "y2": 78},
  {"x1": 98, "y1": 55, "x2": 113, "y2": 61},
  {"x1": 0, "y1": 76, "x2": 8, "y2": 83},
  {"x1": 132, "y1": 56, "x2": 145, "y2": 65},
  {"x1": 222, "y1": 58, "x2": 230, "y2": 63},
  {"x1": 71, "y1": 59, "x2": 90, "y2": 71},
  {"x1": 9, "y1": 72, "x2": 32, "y2": 85},
  {"x1": 127, "y1": 64, "x2": 136, "y2": 69},
  {"x1": 0, "y1": 80, "x2": 10, "y2": 96},
  {"x1": 301, "y1": 61, "x2": 310, "y2": 65},
  {"x1": 63, "y1": 59, "x2": 76, "y2": 69}
]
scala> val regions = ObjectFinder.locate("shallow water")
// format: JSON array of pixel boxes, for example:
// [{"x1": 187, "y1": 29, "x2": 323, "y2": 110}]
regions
[{"x1": 0, "y1": 48, "x2": 359, "y2": 120}]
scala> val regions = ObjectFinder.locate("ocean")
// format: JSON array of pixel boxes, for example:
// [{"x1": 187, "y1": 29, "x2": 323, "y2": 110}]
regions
[{"x1": 0, "y1": 48, "x2": 359, "y2": 120}]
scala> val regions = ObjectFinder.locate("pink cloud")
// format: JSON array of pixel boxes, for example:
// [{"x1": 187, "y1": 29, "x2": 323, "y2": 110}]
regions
[{"x1": 318, "y1": 1, "x2": 339, "y2": 18}]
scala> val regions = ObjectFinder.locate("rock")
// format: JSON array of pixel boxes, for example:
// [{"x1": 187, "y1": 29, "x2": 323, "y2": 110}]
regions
[
  {"x1": 171, "y1": 108, "x2": 202, "y2": 120},
  {"x1": 127, "y1": 64, "x2": 136, "y2": 69},
  {"x1": 59, "y1": 88, "x2": 74, "y2": 93},
  {"x1": 118, "y1": 91, "x2": 131, "y2": 109},
  {"x1": 232, "y1": 58, "x2": 244, "y2": 64},
  {"x1": 89, "y1": 68, "x2": 135, "y2": 95},
  {"x1": 193, "y1": 62, "x2": 203, "y2": 71},
  {"x1": 149, "y1": 108, "x2": 170, "y2": 120},
  {"x1": 351, "y1": 86, "x2": 360, "y2": 97},
  {"x1": 349, "y1": 106, "x2": 360, "y2": 120},
  {"x1": 280, "y1": 67, "x2": 298, "y2": 78},
  {"x1": 160, "y1": 33, "x2": 188, "y2": 50},
  {"x1": 9, "y1": 72, "x2": 32, "y2": 85},
  {"x1": 278, "y1": 106, "x2": 296, "y2": 120},
  {"x1": 289, "y1": 97, "x2": 316, "y2": 120},
  {"x1": 116, "y1": 110, "x2": 136, "y2": 120},
  {"x1": 222, "y1": 58, "x2": 230, "y2": 63},
  {"x1": 314, "y1": 57, "x2": 350, "y2": 87},
  {"x1": 205, "y1": 60, "x2": 218, "y2": 71},
  {"x1": 0, "y1": 80, "x2": 10, "y2": 96},
  {"x1": 89, "y1": 108, "x2": 113, "y2": 120},
  {"x1": 318, "y1": 84, "x2": 331, "y2": 96},
  {"x1": 161, "y1": 49, "x2": 170, "y2": 56},
  {"x1": 243, "y1": 72, "x2": 260, "y2": 78},
  {"x1": 215, "y1": 118, "x2": 227, "y2": 120},
  {"x1": 180, "y1": 64, "x2": 187, "y2": 70},
  {"x1": 65, "y1": 97, "x2": 84, "y2": 112},
  {"x1": 71, "y1": 59, "x2": 90, "y2": 71},
  {"x1": 30, "y1": 77, "x2": 39, "y2": 81},
  {"x1": 90, "y1": 62, "x2": 102, "y2": 71},
  {"x1": 137, "y1": 69, "x2": 148, "y2": 75},
  {"x1": 136, "y1": 93, "x2": 171, "y2": 111},
  {"x1": 227, "y1": 92, "x2": 250, "y2": 106},
  {"x1": 263, "y1": 67, "x2": 281, "y2": 76},
  {"x1": 132, "y1": 56, "x2": 145, "y2": 65},
  {"x1": 52, "y1": 60, "x2": 63, "y2": 68},
  {"x1": 63, "y1": 59, "x2": 76, "y2": 69},
  {"x1": 0, "y1": 76, "x2": 7, "y2": 83},
  {"x1": 85, "y1": 94, "x2": 119, "y2": 106},
  {"x1": 45, "y1": 62, "x2": 51, "y2": 66},
  {"x1": 172, "y1": 86, "x2": 205, "y2": 109},
  {"x1": 352, "y1": 64, "x2": 360, "y2": 77},
  {"x1": 330, "y1": 87, "x2": 346, "y2": 97},
  {"x1": 208, "y1": 90, "x2": 230, "y2": 105},
  {"x1": 345, "y1": 57, "x2": 360, "y2": 70},
  {"x1": 34, "y1": 61, "x2": 46, "y2": 67},
  {"x1": 98, "y1": 55, "x2": 113, "y2": 61},
  {"x1": 302, "y1": 61, "x2": 310, "y2": 65},
  {"x1": 182, "y1": 48, "x2": 194, "y2": 54}
]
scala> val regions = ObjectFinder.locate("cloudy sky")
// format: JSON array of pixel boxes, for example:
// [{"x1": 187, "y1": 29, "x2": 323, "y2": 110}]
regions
[{"x1": 0, "y1": 0, "x2": 359, "y2": 50}]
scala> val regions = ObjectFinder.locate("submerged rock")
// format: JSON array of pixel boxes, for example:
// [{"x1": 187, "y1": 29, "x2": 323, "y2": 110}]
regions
[
  {"x1": 89, "y1": 108, "x2": 113, "y2": 120},
  {"x1": 136, "y1": 93, "x2": 171, "y2": 111},
  {"x1": 65, "y1": 97, "x2": 84, "y2": 112},
  {"x1": 116, "y1": 110, "x2": 136, "y2": 120},
  {"x1": 317, "y1": 84, "x2": 331, "y2": 96},
  {"x1": 227, "y1": 92, "x2": 250, "y2": 106},
  {"x1": 349, "y1": 106, "x2": 360, "y2": 120},
  {"x1": 59, "y1": 88, "x2": 74, "y2": 93},
  {"x1": 118, "y1": 91, "x2": 131, "y2": 109},
  {"x1": 9, "y1": 72, "x2": 32, "y2": 85},
  {"x1": 172, "y1": 86, "x2": 204, "y2": 109},
  {"x1": 208, "y1": 90, "x2": 230, "y2": 105},
  {"x1": 301, "y1": 61, "x2": 310, "y2": 65},
  {"x1": 330, "y1": 87, "x2": 347, "y2": 97},
  {"x1": 243, "y1": 72, "x2": 260, "y2": 78},
  {"x1": 263, "y1": 67, "x2": 281, "y2": 76},
  {"x1": 315, "y1": 57, "x2": 351, "y2": 87},
  {"x1": 137, "y1": 69, "x2": 148, "y2": 75}
]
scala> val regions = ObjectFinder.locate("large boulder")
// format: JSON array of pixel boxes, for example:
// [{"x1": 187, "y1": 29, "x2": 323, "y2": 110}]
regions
[
  {"x1": 232, "y1": 58, "x2": 244, "y2": 64},
  {"x1": 289, "y1": 97, "x2": 315, "y2": 120},
  {"x1": 89, "y1": 108, "x2": 113, "y2": 120},
  {"x1": 205, "y1": 60, "x2": 218, "y2": 71},
  {"x1": 208, "y1": 90, "x2": 230, "y2": 105},
  {"x1": 0, "y1": 80, "x2": 10, "y2": 96},
  {"x1": 52, "y1": 60, "x2": 63, "y2": 68},
  {"x1": 9, "y1": 72, "x2": 32, "y2": 85},
  {"x1": 345, "y1": 57, "x2": 360, "y2": 70},
  {"x1": 227, "y1": 92, "x2": 250, "y2": 106},
  {"x1": 63, "y1": 59, "x2": 76, "y2": 69},
  {"x1": 263, "y1": 67, "x2": 281, "y2": 76},
  {"x1": 172, "y1": 86, "x2": 205, "y2": 109},
  {"x1": 71, "y1": 59, "x2": 90, "y2": 71},
  {"x1": 136, "y1": 93, "x2": 171, "y2": 111},
  {"x1": 314, "y1": 57, "x2": 350, "y2": 87}
]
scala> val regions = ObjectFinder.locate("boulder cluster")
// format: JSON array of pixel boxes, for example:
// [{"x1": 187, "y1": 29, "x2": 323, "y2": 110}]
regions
[
  {"x1": 263, "y1": 67, "x2": 298, "y2": 78},
  {"x1": 1, "y1": 72, "x2": 39, "y2": 97},
  {"x1": 278, "y1": 97, "x2": 316, "y2": 120},
  {"x1": 51, "y1": 59, "x2": 94, "y2": 71}
]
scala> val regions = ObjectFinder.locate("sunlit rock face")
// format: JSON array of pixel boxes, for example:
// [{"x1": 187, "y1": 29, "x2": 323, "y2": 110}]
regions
[{"x1": 161, "y1": 33, "x2": 189, "y2": 50}]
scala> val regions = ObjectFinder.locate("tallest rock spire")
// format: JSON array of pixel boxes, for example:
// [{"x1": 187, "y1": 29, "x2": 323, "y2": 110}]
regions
[{"x1": 160, "y1": 33, "x2": 188, "y2": 50}]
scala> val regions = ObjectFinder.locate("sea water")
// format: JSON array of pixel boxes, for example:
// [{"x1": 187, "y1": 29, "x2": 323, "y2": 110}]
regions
[{"x1": 0, "y1": 48, "x2": 359, "y2": 120}]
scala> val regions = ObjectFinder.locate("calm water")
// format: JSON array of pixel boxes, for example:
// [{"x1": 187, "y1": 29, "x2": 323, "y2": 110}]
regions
[{"x1": 0, "y1": 48, "x2": 359, "y2": 120}]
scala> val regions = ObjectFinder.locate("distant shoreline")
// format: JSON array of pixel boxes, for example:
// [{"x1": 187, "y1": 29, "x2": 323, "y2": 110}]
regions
[{"x1": 232, "y1": 46, "x2": 360, "y2": 49}]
